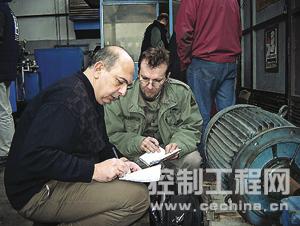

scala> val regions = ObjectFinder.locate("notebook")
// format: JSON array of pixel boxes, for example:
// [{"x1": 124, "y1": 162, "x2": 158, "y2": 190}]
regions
[
  {"x1": 139, "y1": 147, "x2": 180, "y2": 166},
  {"x1": 119, "y1": 164, "x2": 161, "y2": 182}
]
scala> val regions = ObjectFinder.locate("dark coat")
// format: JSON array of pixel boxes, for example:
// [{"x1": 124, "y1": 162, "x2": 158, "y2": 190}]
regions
[
  {"x1": 168, "y1": 32, "x2": 187, "y2": 83},
  {"x1": 140, "y1": 20, "x2": 169, "y2": 56},
  {"x1": 4, "y1": 72, "x2": 113, "y2": 210},
  {"x1": 0, "y1": 3, "x2": 19, "y2": 82}
]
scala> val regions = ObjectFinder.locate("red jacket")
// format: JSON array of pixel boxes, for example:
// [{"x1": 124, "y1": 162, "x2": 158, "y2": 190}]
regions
[{"x1": 175, "y1": 0, "x2": 241, "y2": 70}]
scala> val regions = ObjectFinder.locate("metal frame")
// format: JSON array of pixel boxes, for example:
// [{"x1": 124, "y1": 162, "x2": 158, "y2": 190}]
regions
[
  {"x1": 99, "y1": 0, "x2": 173, "y2": 48},
  {"x1": 242, "y1": 0, "x2": 300, "y2": 125},
  {"x1": 169, "y1": 0, "x2": 173, "y2": 35},
  {"x1": 239, "y1": 0, "x2": 291, "y2": 116}
]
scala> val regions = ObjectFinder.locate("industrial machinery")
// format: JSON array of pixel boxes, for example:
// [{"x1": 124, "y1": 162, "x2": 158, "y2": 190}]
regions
[
  {"x1": 203, "y1": 104, "x2": 300, "y2": 226},
  {"x1": 13, "y1": 40, "x2": 40, "y2": 102},
  {"x1": 22, "y1": 58, "x2": 39, "y2": 101}
]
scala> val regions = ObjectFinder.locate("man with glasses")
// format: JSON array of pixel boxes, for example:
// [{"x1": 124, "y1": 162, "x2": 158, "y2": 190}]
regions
[{"x1": 105, "y1": 48, "x2": 202, "y2": 170}]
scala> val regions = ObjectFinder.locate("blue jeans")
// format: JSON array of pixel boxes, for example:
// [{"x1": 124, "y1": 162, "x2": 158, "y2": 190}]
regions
[{"x1": 187, "y1": 58, "x2": 237, "y2": 156}]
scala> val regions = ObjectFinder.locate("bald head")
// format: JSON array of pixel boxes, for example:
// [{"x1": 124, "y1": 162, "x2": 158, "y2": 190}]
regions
[{"x1": 88, "y1": 46, "x2": 134, "y2": 71}]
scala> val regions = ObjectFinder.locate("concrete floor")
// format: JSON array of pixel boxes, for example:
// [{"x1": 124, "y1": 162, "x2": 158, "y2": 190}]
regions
[{"x1": 0, "y1": 166, "x2": 32, "y2": 226}]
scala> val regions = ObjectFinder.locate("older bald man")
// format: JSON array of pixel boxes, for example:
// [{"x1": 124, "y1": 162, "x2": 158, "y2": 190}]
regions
[{"x1": 5, "y1": 46, "x2": 150, "y2": 226}]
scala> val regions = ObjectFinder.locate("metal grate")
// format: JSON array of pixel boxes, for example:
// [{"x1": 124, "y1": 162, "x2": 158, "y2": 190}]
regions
[
  {"x1": 69, "y1": 0, "x2": 99, "y2": 21},
  {"x1": 205, "y1": 105, "x2": 293, "y2": 169}
]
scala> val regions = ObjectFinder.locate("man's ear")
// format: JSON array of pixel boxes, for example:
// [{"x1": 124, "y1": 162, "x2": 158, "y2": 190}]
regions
[{"x1": 94, "y1": 61, "x2": 105, "y2": 72}]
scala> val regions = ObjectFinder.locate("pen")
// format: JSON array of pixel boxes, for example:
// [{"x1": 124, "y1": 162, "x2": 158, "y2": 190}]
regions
[
  {"x1": 112, "y1": 146, "x2": 119, "y2": 159},
  {"x1": 150, "y1": 140, "x2": 160, "y2": 150},
  {"x1": 112, "y1": 146, "x2": 131, "y2": 176}
]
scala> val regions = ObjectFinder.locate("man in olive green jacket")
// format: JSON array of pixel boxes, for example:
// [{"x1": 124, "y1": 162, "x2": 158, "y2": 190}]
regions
[{"x1": 105, "y1": 48, "x2": 202, "y2": 170}]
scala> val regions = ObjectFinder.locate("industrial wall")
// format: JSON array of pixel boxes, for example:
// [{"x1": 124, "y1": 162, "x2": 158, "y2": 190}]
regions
[
  {"x1": 9, "y1": 0, "x2": 100, "y2": 56},
  {"x1": 239, "y1": 0, "x2": 300, "y2": 126}
]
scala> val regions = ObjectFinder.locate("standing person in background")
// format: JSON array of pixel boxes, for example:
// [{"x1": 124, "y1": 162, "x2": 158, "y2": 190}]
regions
[
  {"x1": 175, "y1": 0, "x2": 241, "y2": 163},
  {"x1": 168, "y1": 32, "x2": 186, "y2": 83},
  {"x1": 0, "y1": 1, "x2": 19, "y2": 166},
  {"x1": 140, "y1": 13, "x2": 169, "y2": 59}
]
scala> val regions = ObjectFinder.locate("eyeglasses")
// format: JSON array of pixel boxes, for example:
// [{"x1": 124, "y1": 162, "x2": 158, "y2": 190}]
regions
[{"x1": 139, "y1": 74, "x2": 166, "y2": 88}]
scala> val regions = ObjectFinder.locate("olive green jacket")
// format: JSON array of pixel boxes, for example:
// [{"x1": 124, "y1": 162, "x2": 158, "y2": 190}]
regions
[{"x1": 104, "y1": 79, "x2": 203, "y2": 160}]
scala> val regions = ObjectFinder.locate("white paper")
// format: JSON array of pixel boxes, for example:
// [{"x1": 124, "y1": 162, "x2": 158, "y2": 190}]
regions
[
  {"x1": 139, "y1": 147, "x2": 180, "y2": 166},
  {"x1": 119, "y1": 164, "x2": 161, "y2": 182}
]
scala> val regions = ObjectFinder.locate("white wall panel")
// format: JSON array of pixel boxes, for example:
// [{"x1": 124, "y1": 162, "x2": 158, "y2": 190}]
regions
[
  {"x1": 18, "y1": 16, "x2": 75, "y2": 41},
  {"x1": 8, "y1": 0, "x2": 75, "y2": 41},
  {"x1": 10, "y1": 0, "x2": 67, "y2": 16}
]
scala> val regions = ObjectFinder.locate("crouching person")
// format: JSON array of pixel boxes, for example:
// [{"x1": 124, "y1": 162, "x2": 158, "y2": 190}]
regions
[
  {"x1": 105, "y1": 47, "x2": 203, "y2": 171},
  {"x1": 4, "y1": 46, "x2": 150, "y2": 226}
]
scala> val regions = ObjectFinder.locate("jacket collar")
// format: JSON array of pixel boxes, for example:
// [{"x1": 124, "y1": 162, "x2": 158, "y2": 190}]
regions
[
  {"x1": 153, "y1": 20, "x2": 166, "y2": 30},
  {"x1": 76, "y1": 71, "x2": 98, "y2": 106}
]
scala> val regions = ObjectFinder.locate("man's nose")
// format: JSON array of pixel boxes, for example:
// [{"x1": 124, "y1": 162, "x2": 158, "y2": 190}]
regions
[
  {"x1": 119, "y1": 84, "x2": 127, "y2": 96},
  {"x1": 146, "y1": 81, "x2": 154, "y2": 89}
]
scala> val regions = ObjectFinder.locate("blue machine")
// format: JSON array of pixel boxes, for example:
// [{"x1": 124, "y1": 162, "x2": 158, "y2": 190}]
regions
[
  {"x1": 34, "y1": 47, "x2": 83, "y2": 90},
  {"x1": 24, "y1": 72, "x2": 40, "y2": 101},
  {"x1": 281, "y1": 196, "x2": 300, "y2": 226},
  {"x1": 204, "y1": 104, "x2": 300, "y2": 226},
  {"x1": 19, "y1": 58, "x2": 41, "y2": 101},
  {"x1": 9, "y1": 81, "x2": 17, "y2": 113}
]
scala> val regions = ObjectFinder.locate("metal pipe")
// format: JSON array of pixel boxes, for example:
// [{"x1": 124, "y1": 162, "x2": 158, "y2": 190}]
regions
[
  {"x1": 57, "y1": 0, "x2": 61, "y2": 45},
  {"x1": 54, "y1": 0, "x2": 59, "y2": 46},
  {"x1": 169, "y1": 0, "x2": 173, "y2": 36},
  {"x1": 100, "y1": 0, "x2": 104, "y2": 47},
  {"x1": 65, "y1": 0, "x2": 69, "y2": 46}
]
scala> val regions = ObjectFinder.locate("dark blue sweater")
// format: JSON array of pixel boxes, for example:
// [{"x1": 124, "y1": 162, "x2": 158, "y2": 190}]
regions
[{"x1": 4, "y1": 72, "x2": 113, "y2": 210}]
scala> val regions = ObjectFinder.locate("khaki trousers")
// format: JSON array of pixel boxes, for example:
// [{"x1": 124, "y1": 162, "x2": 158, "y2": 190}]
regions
[
  {"x1": 19, "y1": 180, "x2": 150, "y2": 226},
  {"x1": 164, "y1": 151, "x2": 202, "y2": 170}
]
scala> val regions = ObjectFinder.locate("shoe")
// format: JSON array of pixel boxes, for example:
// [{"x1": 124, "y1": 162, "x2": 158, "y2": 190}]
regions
[{"x1": 0, "y1": 156, "x2": 8, "y2": 167}]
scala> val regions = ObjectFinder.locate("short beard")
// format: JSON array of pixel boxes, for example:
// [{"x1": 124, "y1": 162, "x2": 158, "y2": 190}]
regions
[{"x1": 140, "y1": 88, "x2": 162, "y2": 102}]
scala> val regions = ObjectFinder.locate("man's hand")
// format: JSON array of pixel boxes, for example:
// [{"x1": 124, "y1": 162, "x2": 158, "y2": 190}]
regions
[
  {"x1": 92, "y1": 158, "x2": 131, "y2": 182},
  {"x1": 165, "y1": 143, "x2": 179, "y2": 160},
  {"x1": 120, "y1": 157, "x2": 141, "y2": 172},
  {"x1": 140, "y1": 136, "x2": 160, "y2": 153},
  {"x1": 124, "y1": 161, "x2": 141, "y2": 172}
]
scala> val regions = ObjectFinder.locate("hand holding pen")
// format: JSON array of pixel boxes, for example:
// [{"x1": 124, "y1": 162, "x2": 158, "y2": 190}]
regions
[
  {"x1": 112, "y1": 146, "x2": 141, "y2": 174},
  {"x1": 140, "y1": 136, "x2": 160, "y2": 153}
]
